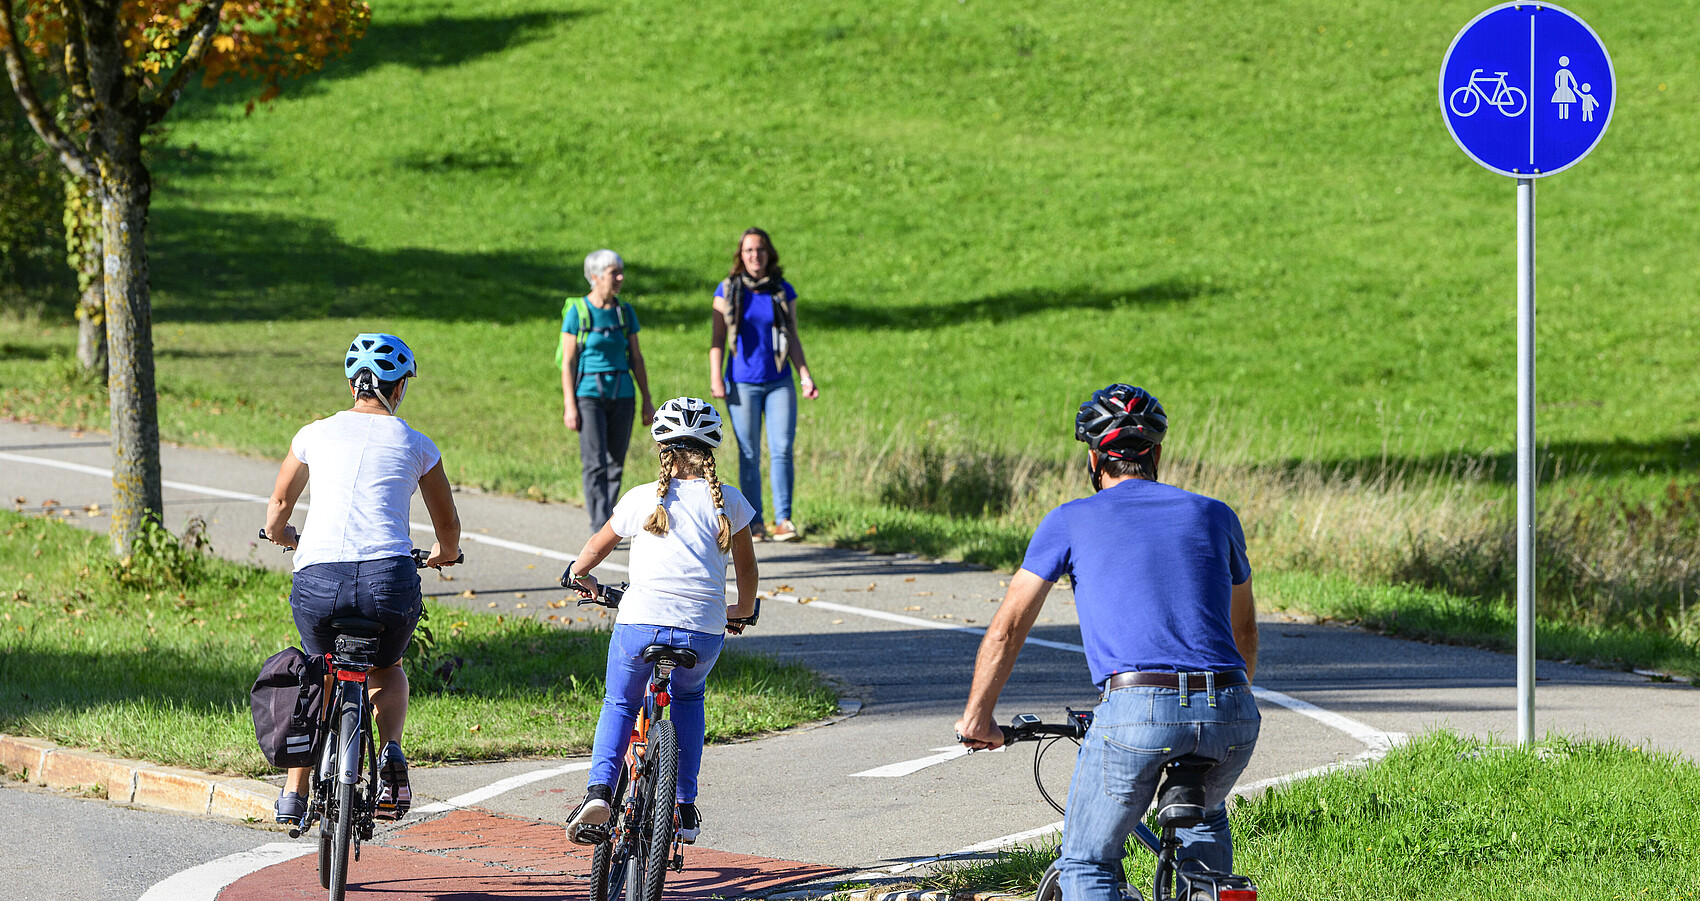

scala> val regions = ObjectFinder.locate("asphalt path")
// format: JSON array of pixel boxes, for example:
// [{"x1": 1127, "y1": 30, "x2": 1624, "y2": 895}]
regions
[{"x1": 2, "y1": 419, "x2": 1698, "y2": 899}]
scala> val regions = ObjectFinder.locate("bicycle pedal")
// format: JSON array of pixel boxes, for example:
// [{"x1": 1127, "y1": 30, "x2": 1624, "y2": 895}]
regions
[
  {"x1": 287, "y1": 827, "x2": 302, "y2": 839},
  {"x1": 671, "y1": 852, "x2": 684, "y2": 871}
]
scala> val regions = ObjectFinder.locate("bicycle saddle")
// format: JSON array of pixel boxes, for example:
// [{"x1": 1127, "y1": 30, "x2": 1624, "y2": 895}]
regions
[
  {"x1": 641, "y1": 644, "x2": 698, "y2": 668},
  {"x1": 328, "y1": 616, "x2": 385, "y2": 638},
  {"x1": 1155, "y1": 756, "x2": 1214, "y2": 830}
]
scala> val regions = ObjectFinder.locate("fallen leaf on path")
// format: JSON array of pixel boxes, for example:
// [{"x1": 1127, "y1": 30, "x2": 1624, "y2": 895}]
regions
[
  {"x1": 526, "y1": 564, "x2": 536, "y2": 569},
  {"x1": 514, "y1": 593, "x2": 527, "y2": 599},
  {"x1": 867, "y1": 582, "x2": 877, "y2": 591},
  {"x1": 914, "y1": 591, "x2": 933, "y2": 596},
  {"x1": 830, "y1": 619, "x2": 844, "y2": 624},
  {"x1": 904, "y1": 605, "x2": 923, "y2": 611},
  {"x1": 904, "y1": 577, "x2": 916, "y2": 583},
  {"x1": 776, "y1": 584, "x2": 795, "y2": 592},
  {"x1": 461, "y1": 590, "x2": 477, "y2": 598},
  {"x1": 515, "y1": 602, "x2": 528, "y2": 608}
]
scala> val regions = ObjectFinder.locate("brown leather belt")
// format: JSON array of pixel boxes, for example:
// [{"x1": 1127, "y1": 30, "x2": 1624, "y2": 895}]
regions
[{"x1": 1103, "y1": 670, "x2": 1248, "y2": 693}]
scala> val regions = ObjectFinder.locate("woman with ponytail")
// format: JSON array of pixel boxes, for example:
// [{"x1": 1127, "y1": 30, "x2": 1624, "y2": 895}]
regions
[{"x1": 560, "y1": 397, "x2": 758, "y2": 847}]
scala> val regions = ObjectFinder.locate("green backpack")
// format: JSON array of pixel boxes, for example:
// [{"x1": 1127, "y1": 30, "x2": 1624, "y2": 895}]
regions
[{"x1": 555, "y1": 295, "x2": 635, "y2": 375}]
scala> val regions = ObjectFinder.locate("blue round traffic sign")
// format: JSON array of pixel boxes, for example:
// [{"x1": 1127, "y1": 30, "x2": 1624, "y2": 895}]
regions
[{"x1": 1439, "y1": 3, "x2": 1614, "y2": 178}]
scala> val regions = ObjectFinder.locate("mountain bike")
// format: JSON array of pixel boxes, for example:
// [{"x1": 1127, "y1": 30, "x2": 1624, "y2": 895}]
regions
[
  {"x1": 260, "y1": 529, "x2": 461, "y2": 901},
  {"x1": 561, "y1": 569, "x2": 761, "y2": 901},
  {"x1": 994, "y1": 712, "x2": 1258, "y2": 901}
]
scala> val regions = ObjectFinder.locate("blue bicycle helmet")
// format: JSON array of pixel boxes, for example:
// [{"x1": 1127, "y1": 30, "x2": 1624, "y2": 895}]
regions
[{"x1": 344, "y1": 333, "x2": 418, "y2": 381}]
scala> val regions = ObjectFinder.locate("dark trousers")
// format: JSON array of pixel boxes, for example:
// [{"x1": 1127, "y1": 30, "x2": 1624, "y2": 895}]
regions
[{"x1": 579, "y1": 394, "x2": 635, "y2": 531}]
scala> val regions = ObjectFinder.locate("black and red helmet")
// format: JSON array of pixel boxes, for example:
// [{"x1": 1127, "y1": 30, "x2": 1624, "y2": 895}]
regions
[{"x1": 1075, "y1": 384, "x2": 1167, "y2": 460}]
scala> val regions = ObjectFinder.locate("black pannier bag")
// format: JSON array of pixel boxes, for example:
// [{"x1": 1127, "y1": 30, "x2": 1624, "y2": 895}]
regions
[{"x1": 251, "y1": 646, "x2": 326, "y2": 768}]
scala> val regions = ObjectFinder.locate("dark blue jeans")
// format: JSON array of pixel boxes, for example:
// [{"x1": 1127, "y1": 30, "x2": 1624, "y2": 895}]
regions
[
  {"x1": 289, "y1": 557, "x2": 422, "y2": 667},
  {"x1": 1058, "y1": 682, "x2": 1261, "y2": 901}
]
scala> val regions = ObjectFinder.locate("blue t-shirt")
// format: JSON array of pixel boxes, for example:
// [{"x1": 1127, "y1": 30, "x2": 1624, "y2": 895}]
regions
[
  {"x1": 562, "y1": 299, "x2": 640, "y2": 398},
  {"x1": 715, "y1": 280, "x2": 796, "y2": 385},
  {"x1": 1021, "y1": 478, "x2": 1251, "y2": 687}
]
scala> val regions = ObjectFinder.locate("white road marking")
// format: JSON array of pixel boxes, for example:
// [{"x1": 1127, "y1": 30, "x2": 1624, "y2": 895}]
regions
[
  {"x1": 0, "y1": 451, "x2": 631, "y2": 573},
  {"x1": 413, "y1": 761, "x2": 592, "y2": 814},
  {"x1": 136, "y1": 842, "x2": 314, "y2": 901},
  {"x1": 852, "y1": 745, "x2": 1001, "y2": 778}
]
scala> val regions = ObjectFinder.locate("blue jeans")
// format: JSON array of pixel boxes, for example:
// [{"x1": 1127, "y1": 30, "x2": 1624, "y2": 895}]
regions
[
  {"x1": 588, "y1": 624, "x2": 725, "y2": 802},
  {"x1": 1057, "y1": 682, "x2": 1261, "y2": 901},
  {"x1": 726, "y1": 376, "x2": 796, "y2": 524}
]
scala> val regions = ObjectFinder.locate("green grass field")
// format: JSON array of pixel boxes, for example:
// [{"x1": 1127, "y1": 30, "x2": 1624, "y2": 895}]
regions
[
  {"x1": 918, "y1": 731, "x2": 1700, "y2": 900},
  {"x1": 0, "y1": 511, "x2": 837, "y2": 777},
  {"x1": 3, "y1": 1, "x2": 1699, "y2": 658}
]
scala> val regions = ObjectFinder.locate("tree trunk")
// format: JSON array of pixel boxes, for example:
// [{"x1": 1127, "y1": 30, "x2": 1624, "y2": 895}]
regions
[
  {"x1": 100, "y1": 156, "x2": 162, "y2": 554},
  {"x1": 65, "y1": 177, "x2": 107, "y2": 378},
  {"x1": 79, "y1": 0, "x2": 163, "y2": 554}
]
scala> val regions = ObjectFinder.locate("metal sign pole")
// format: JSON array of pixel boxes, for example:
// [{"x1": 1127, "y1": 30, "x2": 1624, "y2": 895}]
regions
[{"x1": 1516, "y1": 176, "x2": 1536, "y2": 746}]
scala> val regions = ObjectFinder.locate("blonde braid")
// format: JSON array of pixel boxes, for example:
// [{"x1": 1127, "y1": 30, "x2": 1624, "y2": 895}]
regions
[
  {"x1": 644, "y1": 448, "x2": 675, "y2": 537},
  {"x1": 703, "y1": 453, "x2": 733, "y2": 552}
]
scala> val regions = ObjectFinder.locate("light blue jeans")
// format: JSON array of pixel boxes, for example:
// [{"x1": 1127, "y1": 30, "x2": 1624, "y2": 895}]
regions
[
  {"x1": 1057, "y1": 682, "x2": 1261, "y2": 901},
  {"x1": 726, "y1": 376, "x2": 796, "y2": 524},
  {"x1": 588, "y1": 624, "x2": 724, "y2": 802}
]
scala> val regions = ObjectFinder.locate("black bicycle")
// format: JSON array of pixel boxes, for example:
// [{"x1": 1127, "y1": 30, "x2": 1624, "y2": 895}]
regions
[
  {"x1": 997, "y1": 712, "x2": 1259, "y2": 901},
  {"x1": 561, "y1": 569, "x2": 760, "y2": 901},
  {"x1": 261, "y1": 529, "x2": 461, "y2": 901}
]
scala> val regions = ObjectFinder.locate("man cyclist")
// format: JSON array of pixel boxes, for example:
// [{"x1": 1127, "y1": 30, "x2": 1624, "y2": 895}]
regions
[
  {"x1": 264, "y1": 333, "x2": 463, "y2": 826},
  {"x1": 955, "y1": 384, "x2": 1260, "y2": 900}
]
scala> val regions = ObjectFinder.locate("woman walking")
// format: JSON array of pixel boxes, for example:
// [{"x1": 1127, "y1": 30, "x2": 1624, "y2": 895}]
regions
[
  {"x1": 563, "y1": 249, "x2": 656, "y2": 532},
  {"x1": 708, "y1": 228, "x2": 819, "y2": 542}
]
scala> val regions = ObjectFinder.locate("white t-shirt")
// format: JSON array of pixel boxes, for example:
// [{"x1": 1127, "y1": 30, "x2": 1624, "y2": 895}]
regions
[
  {"x1": 608, "y1": 479, "x2": 756, "y2": 635},
  {"x1": 289, "y1": 410, "x2": 442, "y2": 571}
]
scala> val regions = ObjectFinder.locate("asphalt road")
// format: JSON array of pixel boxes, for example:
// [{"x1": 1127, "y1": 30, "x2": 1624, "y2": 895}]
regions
[{"x1": 3, "y1": 419, "x2": 1698, "y2": 899}]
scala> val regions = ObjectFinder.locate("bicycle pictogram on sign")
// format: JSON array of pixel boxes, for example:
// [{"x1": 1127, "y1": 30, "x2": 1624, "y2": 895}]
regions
[{"x1": 1449, "y1": 69, "x2": 1528, "y2": 118}]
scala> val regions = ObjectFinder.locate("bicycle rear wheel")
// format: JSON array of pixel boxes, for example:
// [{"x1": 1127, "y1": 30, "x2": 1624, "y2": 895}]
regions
[
  {"x1": 1037, "y1": 863, "x2": 1062, "y2": 901},
  {"x1": 590, "y1": 770, "x2": 631, "y2": 901},
  {"x1": 328, "y1": 778, "x2": 354, "y2": 901},
  {"x1": 640, "y1": 720, "x2": 679, "y2": 901}
]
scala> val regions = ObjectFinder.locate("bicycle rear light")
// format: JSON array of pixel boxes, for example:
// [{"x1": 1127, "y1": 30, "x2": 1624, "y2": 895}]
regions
[{"x1": 1219, "y1": 887, "x2": 1257, "y2": 900}]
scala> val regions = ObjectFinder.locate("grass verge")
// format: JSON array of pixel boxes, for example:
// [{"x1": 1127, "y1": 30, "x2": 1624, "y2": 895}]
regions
[
  {"x1": 918, "y1": 731, "x2": 1700, "y2": 900},
  {"x1": 0, "y1": 510, "x2": 838, "y2": 777}
]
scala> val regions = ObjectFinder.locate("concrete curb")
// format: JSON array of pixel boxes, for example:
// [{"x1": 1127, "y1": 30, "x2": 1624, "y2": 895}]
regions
[{"x1": 0, "y1": 734, "x2": 276, "y2": 823}]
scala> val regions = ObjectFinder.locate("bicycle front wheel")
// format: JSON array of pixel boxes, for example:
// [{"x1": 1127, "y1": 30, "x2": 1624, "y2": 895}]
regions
[
  {"x1": 640, "y1": 720, "x2": 680, "y2": 901},
  {"x1": 329, "y1": 778, "x2": 354, "y2": 901}
]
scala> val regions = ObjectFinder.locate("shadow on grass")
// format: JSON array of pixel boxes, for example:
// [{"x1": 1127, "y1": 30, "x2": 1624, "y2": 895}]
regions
[
  {"x1": 809, "y1": 280, "x2": 1208, "y2": 331},
  {"x1": 147, "y1": 207, "x2": 704, "y2": 326},
  {"x1": 1289, "y1": 434, "x2": 1700, "y2": 486},
  {"x1": 169, "y1": 10, "x2": 595, "y2": 117}
]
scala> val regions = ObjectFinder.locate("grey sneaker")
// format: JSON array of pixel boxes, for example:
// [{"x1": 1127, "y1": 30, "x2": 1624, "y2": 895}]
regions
[{"x1": 275, "y1": 790, "x2": 307, "y2": 826}]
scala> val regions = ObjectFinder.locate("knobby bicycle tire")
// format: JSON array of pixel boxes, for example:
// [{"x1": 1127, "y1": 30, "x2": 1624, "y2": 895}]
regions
[
  {"x1": 641, "y1": 720, "x2": 679, "y2": 901},
  {"x1": 590, "y1": 768, "x2": 632, "y2": 901}
]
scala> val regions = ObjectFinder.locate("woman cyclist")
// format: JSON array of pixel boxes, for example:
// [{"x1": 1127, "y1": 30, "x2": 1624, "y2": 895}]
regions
[
  {"x1": 264, "y1": 333, "x2": 463, "y2": 826},
  {"x1": 562, "y1": 397, "x2": 759, "y2": 847}
]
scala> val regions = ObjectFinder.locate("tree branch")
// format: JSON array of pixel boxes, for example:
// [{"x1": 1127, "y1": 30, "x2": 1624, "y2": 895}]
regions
[
  {"x1": 0, "y1": 0, "x2": 95, "y2": 180},
  {"x1": 60, "y1": 0, "x2": 94, "y2": 122},
  {"x1": 144, "y1": 0, "x2": 220, "y2": 124}
]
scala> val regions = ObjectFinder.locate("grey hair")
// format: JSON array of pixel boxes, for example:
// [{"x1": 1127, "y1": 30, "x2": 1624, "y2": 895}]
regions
[{"x1": 584, "y1": 249, "x2": 624, "y2": 284}]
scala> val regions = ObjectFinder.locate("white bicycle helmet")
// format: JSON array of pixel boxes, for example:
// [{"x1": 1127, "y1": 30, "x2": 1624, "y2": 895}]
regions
[
  {"x1": 344, "y1": 333, "x2": 418, "y2": 381},
  {"x1": 651, "y1": 397, "x2": 723, "y2": 448}
]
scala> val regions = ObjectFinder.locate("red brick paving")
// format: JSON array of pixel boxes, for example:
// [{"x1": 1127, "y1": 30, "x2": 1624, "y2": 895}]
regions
[{"x1": 220, "y1": 809, "x2": 844, "y2": 900}]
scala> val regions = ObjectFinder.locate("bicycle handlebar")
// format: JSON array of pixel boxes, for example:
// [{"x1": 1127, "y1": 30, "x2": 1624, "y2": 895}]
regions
[
  {"x1": 257, "y1": 529, "x2": 464, "y2": 569},
  {"x1": 559, "y1": 565, "x2": 761, "y2": 631}
]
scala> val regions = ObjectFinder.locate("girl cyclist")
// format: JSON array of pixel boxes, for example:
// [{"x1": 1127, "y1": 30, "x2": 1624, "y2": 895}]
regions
[
  {"x1": 562, "y1": 397, "x2": 759, "y2": 846},
  {"x1": 264, "y1": 333, "x2": 463, "y2": 826}
]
